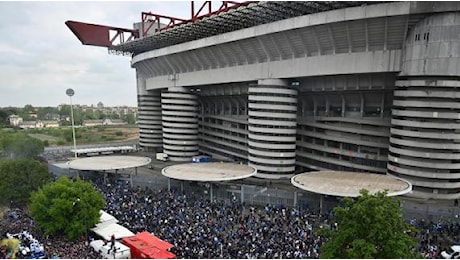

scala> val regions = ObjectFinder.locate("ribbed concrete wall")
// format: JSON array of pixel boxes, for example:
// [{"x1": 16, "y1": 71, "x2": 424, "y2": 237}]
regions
[
  {"x1": 161, "y1": 87, "x2": 199, "y2": 161},
  {"x1": 198, "y1": 84, "x2": 249, "y2": 162},
  {"x1": 136, "y1": 73, "x2": 162, "y2": 152},
  {"x1": 248, "y1": 79, "x2": 297, "y2": 178},
  {"x1": 296, "y1": 73, "x2": 394, "y2": 174},
  {"x1": 389, "y1": 13, "x2": 460, "y2": 199}
]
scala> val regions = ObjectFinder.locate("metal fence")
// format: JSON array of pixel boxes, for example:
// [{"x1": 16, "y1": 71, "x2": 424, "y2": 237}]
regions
[
  {"x1": 127, "y1": 175, "x2": 346, "y2": 213},
  {"x1": 51, "y1": 163, "x2": 459, "y2": 222}
]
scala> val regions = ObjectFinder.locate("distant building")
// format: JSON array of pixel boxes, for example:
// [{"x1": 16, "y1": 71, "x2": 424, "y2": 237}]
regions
[
  {"x1": 42, "y1": 121, "x2": 60, "y2": 128},
  {"x1": 104, "y1": 119, "x2": 126, "y2": 126},
  {"x1": 18, "y1": 120, "x2": 59, "y2": 129},
  {"x1": 8, "y1": 115, "x2": 23, "y2": 126},
  {"x1": 83, "y1": 119, "x2": 104, "y2": 127},
  {"x1": 45, "y1": 113, "x2": 60, "y2": 121},
  {"x1": 83, "y1": 119, "x2": 127, "y2": 127},
  {"x1": 19, "y1": 120, "x2": 43, "y2": 129},
  {"x1": 60, "y1": 115, "x2": 70, "y2": 122},
  {"x1": 97, "y1": 102, "x2": 104, "y2": 109},
  {"x1": 29, "y1": 112, "x2": 38, "y2": 119}
]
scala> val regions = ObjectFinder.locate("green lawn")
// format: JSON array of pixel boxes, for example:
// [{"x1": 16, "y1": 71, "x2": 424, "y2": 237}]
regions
[{"x1": 25, "y1": 125, "x2": 139, "y2": 147}]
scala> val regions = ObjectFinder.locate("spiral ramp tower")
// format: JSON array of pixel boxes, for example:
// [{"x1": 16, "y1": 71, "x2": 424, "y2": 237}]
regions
[
  {"x1": 388, "y1": 13, "x2": 460, "y2": 199},
  {"x1": 136, "y1": 72, "x2": 163, "y2": 152},
  {"x1": 248, "y1": 79, "x2": 298, "y2": 178},
  {"x1": 161, "y1": 87, "x2": 199, "y2": 161}
]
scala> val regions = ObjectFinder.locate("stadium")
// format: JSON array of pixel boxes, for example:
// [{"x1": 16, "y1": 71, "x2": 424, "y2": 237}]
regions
[{"x1": 66, "y1": 1, "x2": 460, "y2": 200}]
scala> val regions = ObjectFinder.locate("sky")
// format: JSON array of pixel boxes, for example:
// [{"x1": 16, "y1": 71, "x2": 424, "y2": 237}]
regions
[{"x1": 0, "y1": 1, "x2": 194, "y2": 108}]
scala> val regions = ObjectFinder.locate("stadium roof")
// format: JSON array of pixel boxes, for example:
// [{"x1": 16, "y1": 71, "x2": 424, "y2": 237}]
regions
[
  {"x1": 291, "y1": 171, "x2": 412, "y2": 197},
  {"x1": 109, "y1": 1, "x2": 379, "y2": 55},
  {"x1": 162, "y1": 162, "x2": 257, "y2": 182},
  {"x1": 66, "y1": 155, "x2": 151, "y2": 171}
]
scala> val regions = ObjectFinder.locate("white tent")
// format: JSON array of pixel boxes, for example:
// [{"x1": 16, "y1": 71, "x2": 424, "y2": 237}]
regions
[
  {"x1": 97, "y1": 210, "x2": 118, "y2": 227},
  {"x1": 91, "y1": 223, "x2": 134, "y2": 241}
]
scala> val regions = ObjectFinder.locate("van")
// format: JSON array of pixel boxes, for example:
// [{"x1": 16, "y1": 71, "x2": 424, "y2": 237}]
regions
[
  {"x1": 441, "y1": 245, "x2": 460, "y2": 259},
  {"x1": 90, "y1": 240, "x2": 131, "y2": 259}
]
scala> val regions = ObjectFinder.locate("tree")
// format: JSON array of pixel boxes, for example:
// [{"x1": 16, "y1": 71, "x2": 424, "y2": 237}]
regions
[
  {"x1": 124, "y1": 113, "x2": 136, "y2": 125},
  {"x1": 30, "y1": 177, "x2": 106, "y2": 241},
  {"x1": 319, "y1": 190, "x2": 419, "y2": 259},
  {"x1": 0, "y1": 159, "x2": 52, "y2": 206},
  {"x1": 0, "y1": 132, "x2": 44, "y2": 159},
  {"x1": 0, "y1": 109, "x2": 15, "y2": 127}
]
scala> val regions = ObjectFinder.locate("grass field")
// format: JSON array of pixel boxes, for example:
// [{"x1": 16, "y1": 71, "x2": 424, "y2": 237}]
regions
[{"x1": 25, "y1": 125, "x2": 139, "y2": 147}]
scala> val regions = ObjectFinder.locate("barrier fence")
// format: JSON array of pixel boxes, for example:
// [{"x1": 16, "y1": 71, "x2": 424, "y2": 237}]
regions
[{"x1": 50, "y1": 163, "x2": 459, "y2": 222}]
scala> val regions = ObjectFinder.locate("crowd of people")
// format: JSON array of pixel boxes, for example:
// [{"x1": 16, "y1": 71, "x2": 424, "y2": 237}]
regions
[
  {"x1": 0, "y1": 207, "x2": 101, "y2": 259},
  {"x1": 409, "y1": 217, "x2": 460, "y2": 259},
  {"x1": 1, "y1": 176, "x2": 459, "y2": 259},
  {"x1": 96, "y1": 179, "x2": 460, "y2": 259},
  {"x1": 97, "y1": 180, "x2": 326, "y2": 258}
]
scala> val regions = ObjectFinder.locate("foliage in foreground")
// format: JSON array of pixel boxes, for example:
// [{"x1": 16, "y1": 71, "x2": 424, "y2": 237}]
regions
[
  {"x1": 319, "y1": 190, "x2": 419, "y2": 259},
  {"x1": 0, "y1": 131, "x2": 44, "y2": 159},
  {"x1": 30, "y1": 177, "x2": 106, "y2": 241},
  {"x1": 0, "y1": 158, "x2": 52, "y2": 206}
]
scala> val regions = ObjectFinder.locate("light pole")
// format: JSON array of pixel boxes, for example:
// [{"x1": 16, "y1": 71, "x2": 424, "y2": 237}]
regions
[{"x1": 66, "y1": 88, "x2": 77, "y2": 159}]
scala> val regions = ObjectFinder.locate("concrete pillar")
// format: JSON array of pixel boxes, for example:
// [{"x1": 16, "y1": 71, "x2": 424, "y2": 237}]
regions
[
  {"x1": 389, "y1": 13, "x2": 460, "y2": 200},
  {"x1": 293, "y1": 191, "x2": 298, "y2": 207},
  {"x1": 248, "y1": 79, "x2": 298, "y2": 178},
  {"x1": 161, "y1": 87, "x2": 199, "y2": 162},
  {"x1": 137, "y1": 72, "x2": 163, "y2": 152}
]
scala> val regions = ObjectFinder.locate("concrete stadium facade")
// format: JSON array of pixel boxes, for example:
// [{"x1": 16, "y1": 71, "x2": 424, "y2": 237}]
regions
[{"x1": 116, "y1": 2, "x2": 460, "y2": 200}]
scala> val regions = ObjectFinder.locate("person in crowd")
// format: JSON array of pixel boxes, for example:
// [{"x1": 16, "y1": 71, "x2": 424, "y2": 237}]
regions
[{"x1": 2, "y1": 177, "x2": 458, "y2": 259}]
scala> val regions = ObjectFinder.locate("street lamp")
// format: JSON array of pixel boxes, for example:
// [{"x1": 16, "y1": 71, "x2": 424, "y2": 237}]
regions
[{"x1": 66, "y1": 88, "x2": 77, "y2": 159}]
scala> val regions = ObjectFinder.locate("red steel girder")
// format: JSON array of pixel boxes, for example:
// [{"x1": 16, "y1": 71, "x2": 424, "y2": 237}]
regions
[
  {"x1": 191, "y1": 1, "x2": 256, "y2": 21},
  {"x1": 141, "y1": 1, "x2": 258, "y2": 36},
  {"x1": 65, "y1": 20, "x2": 139, "y2": 47},
  {"x1": 141, "y1": 12, "x2": 188, "y2": 37}
]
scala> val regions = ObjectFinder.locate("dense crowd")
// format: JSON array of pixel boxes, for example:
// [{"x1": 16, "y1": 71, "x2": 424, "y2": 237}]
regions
[
  {"x1": 410, "y1": 217, "x2": 460, "y2": 258},
  {"x1": 1, "y1": 176, "x2": 459, "y2": 259},
  {"x1": 0, "y1": 207, "x2": 101, "y2": 259},
  {"x1": 97, "y1": 179, "x2": 460, "y2": 259},
  {"x1": 97, "y1": 180, "x2": 326, "y2": 258}
]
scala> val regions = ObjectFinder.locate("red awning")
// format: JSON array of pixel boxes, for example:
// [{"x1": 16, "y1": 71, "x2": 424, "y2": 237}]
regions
[
  {"x1": 136, "y1": 232, "x2": 174, "y2": 251},
  {"x1": 122, "y1": 232, "x2": 176, "y2": 259}
]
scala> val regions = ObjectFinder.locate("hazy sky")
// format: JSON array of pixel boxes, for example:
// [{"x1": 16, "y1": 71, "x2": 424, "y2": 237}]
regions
[{"x1": 0, "y1": 1, "x2": 193, "y2": 108}]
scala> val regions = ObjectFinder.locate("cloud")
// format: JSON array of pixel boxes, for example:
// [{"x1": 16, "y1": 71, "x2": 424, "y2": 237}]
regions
[{"x1": 0, "y1": 1, "x2": 192, "y2": 108}]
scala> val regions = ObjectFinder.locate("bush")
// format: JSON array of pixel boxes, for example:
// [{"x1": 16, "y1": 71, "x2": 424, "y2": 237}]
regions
[
  {"x1": 30, "y1": 177, "x2": 106, "y2": 241},
  {"x1": 115, "y1": 131, "x2": 123, "y2": 136}
]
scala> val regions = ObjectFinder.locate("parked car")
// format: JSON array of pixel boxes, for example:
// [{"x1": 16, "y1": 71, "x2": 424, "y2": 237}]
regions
[
  {"x1": 441, "y1": 245, "x2": 460, "y2": 259},
  {"x1": 192, "y1": 155, "x2": 211, "y2": 163}
]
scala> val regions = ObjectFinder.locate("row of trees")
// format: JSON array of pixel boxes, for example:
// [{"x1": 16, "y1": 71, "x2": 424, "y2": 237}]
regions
[
  {"x1": 0, "y1": 131, "x2": 45, "y2": 159},
  {"x1": 58, "y1": 105, "x2": 136, "y2": 126},
  {"x1": 1, "y1": 159, "x2": 105, "y2": 241},
  {"x1": 1, "y1": 130, "x2": 105, "y2": 241},
  {"x1": 0, "y1": 130, "x2": 49, "y2": 205}
]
